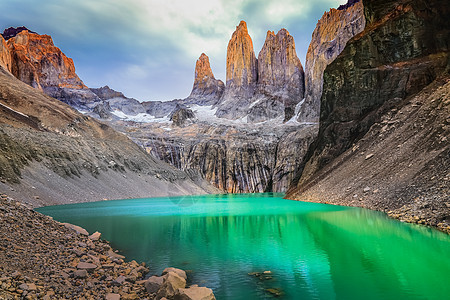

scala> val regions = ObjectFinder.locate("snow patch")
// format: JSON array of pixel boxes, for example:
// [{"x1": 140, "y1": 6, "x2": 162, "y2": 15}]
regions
[{"x1": 111, "y1": 110, "x2": 170, "y2": 123}]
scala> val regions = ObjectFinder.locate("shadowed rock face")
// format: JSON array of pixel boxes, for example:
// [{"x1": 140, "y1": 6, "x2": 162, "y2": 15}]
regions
[
  {"x1": 297, "y1": 0, "x2": 365, "y2": 123},
  {"x1": 287, "y1": 0, "x2": 450, "y2": 231},
  {"x1": 186, "y1": 53, "x2": 224, "y2": 105}
]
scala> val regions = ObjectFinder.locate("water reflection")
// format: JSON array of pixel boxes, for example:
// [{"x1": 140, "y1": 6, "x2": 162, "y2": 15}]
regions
[{"x1": 37, "y1": 194, "x2": 450, "y2": 300}]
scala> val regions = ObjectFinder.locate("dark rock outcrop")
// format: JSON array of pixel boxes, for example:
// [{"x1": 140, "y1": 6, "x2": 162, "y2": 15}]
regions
[
  {"x1": 287, "y1": 0, "x2": 450, "y2": 232},
  {"x1": 1, "y1": 26, "x2": 36, "y2": 40},
  {"x1": 170, "y1": 105, "x2": 196, "y2": 127},
  {"x1": 297, "y1": 0, "x2": 365, "y2": 123},
  {"x1": 186, "y1": 53, "x2": 224, "y2": 105}
]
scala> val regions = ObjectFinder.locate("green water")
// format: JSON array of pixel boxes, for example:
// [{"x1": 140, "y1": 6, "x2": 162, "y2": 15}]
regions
[{"x1": 37, "y1": 193, "x2": 450, "y2": 300}]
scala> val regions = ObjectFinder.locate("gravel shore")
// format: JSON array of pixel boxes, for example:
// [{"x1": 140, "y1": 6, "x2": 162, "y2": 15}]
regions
[{"x1": 0, "y1": 194, "x2": 215, "y2": 299}]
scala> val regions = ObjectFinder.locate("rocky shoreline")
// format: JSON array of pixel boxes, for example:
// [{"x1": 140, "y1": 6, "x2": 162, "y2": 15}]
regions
[{"x1": 0, "y1": 194, "x2": 215, "y2": 299}]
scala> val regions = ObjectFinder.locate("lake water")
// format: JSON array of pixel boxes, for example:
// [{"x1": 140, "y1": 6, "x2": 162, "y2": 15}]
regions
[{"x1": 36, "y1": 193, "x2": 450, "y2": 300}]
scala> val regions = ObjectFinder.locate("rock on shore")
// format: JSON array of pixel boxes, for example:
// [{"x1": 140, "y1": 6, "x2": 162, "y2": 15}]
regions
[{"x1": 0, "y1": 194, "x2": 216, "y2": 299}]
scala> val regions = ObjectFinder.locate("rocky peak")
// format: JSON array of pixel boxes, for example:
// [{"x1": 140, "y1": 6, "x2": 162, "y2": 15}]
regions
[
  {"x1": 91, "y1": 86, "x2": 125, "y2": 100},
  {"x1": 257, "y1": 28, "x2": 305, "y2": 106},
  {"x1": 7, "y1": 30, "x2": 87, "y2": 90},
  {"x1": 224, "y1": 20, "x2": 258, "y2": 97},
  {"x1": 296, "y1": 0, "x2": 365, "y2": 122},
  {"x1": 1, "y1": 26, "x2": 36, "y2": 40},
  {"x1": 187, "y1": 53, "x2": 224, "y2": 105}
]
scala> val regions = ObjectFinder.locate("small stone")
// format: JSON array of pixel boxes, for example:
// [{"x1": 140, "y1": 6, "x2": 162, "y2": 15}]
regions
[
  {"x1": 106, "y1": 293, "x2": 121, "y2": 300},
  {"x1": 63, "y1": 223, "x2": 89, "y2": 235},
  {"x1": 107, "y1": 249, "x2": 125, "y2": 259},
  {"x1": 77, "y1": 262, "x2": 97, "y2": 270},
  {"x1": 112, "y1": 275, "x2": 126, "y2": 286},
  {"x1": 74, "y1": 269, "x2": 88, "y2": 279},
  {"x1": 363, "y1": 187, "x2": 371, "y2": 193},
  {"x1": 365, "y1": 154, "x2": 374, "y2": 160}
]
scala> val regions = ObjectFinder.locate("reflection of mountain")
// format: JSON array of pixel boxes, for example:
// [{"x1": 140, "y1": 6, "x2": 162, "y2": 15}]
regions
[{"x1": 38, "y1": 194, "x2": 450, "y2": 299}]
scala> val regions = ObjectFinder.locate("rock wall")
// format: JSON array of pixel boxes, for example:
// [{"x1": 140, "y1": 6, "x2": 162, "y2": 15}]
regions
[
  {"x1": 129, "y1": 123, "x2": 317, "y2": 193},
  {"x1": 216, "y1": 22, "x2": 305, "y2": 122},
  {"x1": 4, "y1": 28, "x2": 102, "y2": 110},
  {"x1": 287, "y1": 0, "x2": 450, "y2": 231},
  {"x1": 186, "y1": 53, "x2": 224, "y2": 105},
  {"x1": 0, "y1": 35, "x2": 11, "y2": 71},
  {"x1": 297, "y1": 0, "x2": 365, "y2": 123},
  {"x1": 216, "y1": 21, "x2": 258, "y2": 119}
]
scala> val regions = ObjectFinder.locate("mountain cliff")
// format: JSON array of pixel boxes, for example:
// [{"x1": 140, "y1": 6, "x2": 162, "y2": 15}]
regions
[
  {"x1": 3, "y1": 28, "x2": 102, "y2": 111},
  {"x1": 185, "y1": 53, "x2": 225, "y2": 105},
  {"x1": 297, "y1": 0, "x2": 365, "y2": 122},
  {"x1": 216, "y1": 21, "x2": 305, "y2": 122},
  {"x1": 287, "y1": 0, "x2": 450, "y2": 232}
]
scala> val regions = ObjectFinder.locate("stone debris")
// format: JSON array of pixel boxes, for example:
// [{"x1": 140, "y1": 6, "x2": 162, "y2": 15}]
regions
[{"x1": 0, "y1": 194, "x2": 216, "y2": 299}]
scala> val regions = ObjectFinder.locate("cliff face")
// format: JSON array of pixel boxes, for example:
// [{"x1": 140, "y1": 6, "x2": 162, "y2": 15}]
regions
[
  {"x1": 216, "y1": 22, "x2": 305, "y2": 122},
  {"x1": 186, "y1": 53, "x2": 225, "y2": 105},
  {"x1": 7, "y1": 30, "x2": 86, "y2": 90},
  {"x1": 4, "y1": 28, "x2": 101, "y2": 110},
  {"x1": 251, "y1": 29, "x2": 305, "y2": 122},
  {"x1": 0, "y1": 35, "x2": 11, "y2": 71},
  {"x1": 215, "y1": 21, "x2": 258, "y2": 119},
  {"x1": 287, "y1": 0, "x2": 450, "y2": 232},
  {"x1": 224, "y1": 21, "x2": 258, "y2": 98},
  {"x1": 126, "y1": 123, "x2": 317, "y2": 193},
  {"x1": 297, "y1": 0, "x2": 365, "y2": 122}
]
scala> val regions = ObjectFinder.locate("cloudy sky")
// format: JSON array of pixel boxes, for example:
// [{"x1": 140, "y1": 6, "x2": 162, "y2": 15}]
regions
[{"x1": 1, "y1": 0, "x2": 348, "y2": 101}]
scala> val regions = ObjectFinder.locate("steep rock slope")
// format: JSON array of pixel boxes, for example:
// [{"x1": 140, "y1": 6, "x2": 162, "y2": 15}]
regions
[
  {"x1": 287, "y1": 0, "x2": 450, "y2": 232},
  {"x1": 216, "y1": 22, "x2": 305, "y2": 122},
  {"x1": 297, "y1": 0, "x2": 365, "y2": 122},
  {"x1": 119, "y1": 122, "x2": 317, "y2": 193},
  {"x1": 0, "y1": 35, "x2": 11, "y2": 71},
  {"x1": 185, "y1": 53, "x2": 225, "y2": 105},
  {"x1": 215, "y1": 21, "x2": 258, "y2": 119},
  {"x1": 5, "y1": 28, "x2": 101, "y2": 110},
  {"x1": 251, "y1": 29, "x2": 305, "y2": 122},
  {"x1": 0, "y1": 66, "x2": 217, "y2": 207}
]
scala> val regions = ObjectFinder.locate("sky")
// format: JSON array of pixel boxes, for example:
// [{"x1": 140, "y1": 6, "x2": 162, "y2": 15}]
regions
[{"x1": 0, "y1": 0, "x2": 348, "y2": 101}]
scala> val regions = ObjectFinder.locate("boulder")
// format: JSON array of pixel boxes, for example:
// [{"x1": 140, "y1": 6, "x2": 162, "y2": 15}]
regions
[
  {"x1": 174, "y1": 286, "x2": 216, "y2": 300},
  {"x1": 144, "y1": 276, "x2": 164, "y2": 294},
  {"x1": 62, "y1": 223, "x2": 89, "y2": 236},
  {"x1": 74, "y1": 269, "x2": 87, "y2": 279},
  {"x1": 88, "y1": 231, "x2": 101, "y2": 241},
  {"x1": 161, "y1": 267, "x2": 187, "y2": 280},
  {"x1": 76, "y1": 262, "x2": 97, "y2": 271},
  {"x1": 156, "y1": 272, "x2": 186, "y2": 299},
  {"x1": 106, "y1": 293, "x2": 121, "y2": 300}
]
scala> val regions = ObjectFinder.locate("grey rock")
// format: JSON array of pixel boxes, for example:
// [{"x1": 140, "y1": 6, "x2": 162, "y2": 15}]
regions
[
  {"x1": 174, "y1": 286, "x2": 216, "y2": 300},
  {"x1": 161, "y1": 267, "x2": 187, "y2": 280},
  {"x1": 145, "y1": 276, "x2": 164, "y2": 294},
  {"x1": 63, "y1": 223, "x2": 89, "y2": 236},
  {"x1": 74, "y1": 269, "x2": 88, "y2": 279}
]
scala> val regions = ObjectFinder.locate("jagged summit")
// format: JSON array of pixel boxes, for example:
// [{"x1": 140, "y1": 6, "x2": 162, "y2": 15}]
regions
[
  {"x1": 1, "y1": 26, "x2": 36, "y2": 40},
  {"x1": 186, "y1": 53, "x2": 224, "y2": 105}
]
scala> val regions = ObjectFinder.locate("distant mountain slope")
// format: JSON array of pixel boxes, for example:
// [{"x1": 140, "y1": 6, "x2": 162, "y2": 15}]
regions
[{"x1": 0, "y1": 66, "x2": 217, "y2": 207}]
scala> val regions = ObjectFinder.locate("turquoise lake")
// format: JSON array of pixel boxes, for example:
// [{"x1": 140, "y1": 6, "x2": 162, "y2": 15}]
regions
[{"x1": 36, "y1": 193, "x2": 450, "y2": 299}]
